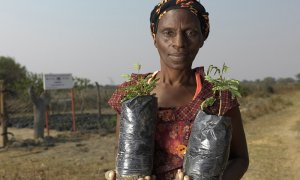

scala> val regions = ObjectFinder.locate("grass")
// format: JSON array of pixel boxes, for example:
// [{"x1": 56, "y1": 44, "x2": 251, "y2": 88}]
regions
[
  {"x1": 239, "y1": 94, "x2": 293, "y2": 122},
  {"x1": 291, "y1": 120, "x2": 300, "y2": 134}
]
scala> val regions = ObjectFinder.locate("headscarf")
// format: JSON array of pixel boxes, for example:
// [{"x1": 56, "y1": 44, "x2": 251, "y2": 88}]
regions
[{"x1": 150, "y1": 0, "x2": 210, "y2": 41}]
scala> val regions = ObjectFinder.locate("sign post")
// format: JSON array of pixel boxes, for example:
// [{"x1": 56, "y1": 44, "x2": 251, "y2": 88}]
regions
[{"x1": 43, "y1": 74, "x2": 75, "y2": 132}]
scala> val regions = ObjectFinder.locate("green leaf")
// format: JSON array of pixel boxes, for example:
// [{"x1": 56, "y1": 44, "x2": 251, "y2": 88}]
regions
[
  {"x1": 222, "y1": 63, "x2": 229, "y2": 74},
  {"x1": 133, "y1": 63, "x2": 141, "y2": 72},
  {"x1": 203, "y1": 63, "x2": 242, "y2": 114},
  {"x1": 121, "y1": 65, "x2": 158, "y2": 102},
  {"x1": 201, "y1": 96, "x2": 216, "y2": 110},
  {"x1": 121, "y1": 74, "x2": 131, "y2": 80}
]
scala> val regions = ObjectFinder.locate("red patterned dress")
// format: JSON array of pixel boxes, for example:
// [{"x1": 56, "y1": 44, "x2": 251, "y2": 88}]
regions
[{"x1": 108, "y1": 67, "x2": 239, "y2": 180}]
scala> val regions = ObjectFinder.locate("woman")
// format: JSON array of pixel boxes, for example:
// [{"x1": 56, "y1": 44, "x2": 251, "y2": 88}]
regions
[{"x1": 107, "y1": 0, "x2": 249, "y2": 179}]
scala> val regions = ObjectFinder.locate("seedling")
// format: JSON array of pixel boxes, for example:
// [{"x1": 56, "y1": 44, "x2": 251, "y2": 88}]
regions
[
  {"x1": 201, "y1": 63, "x2": 241, "y2": 116},
  {"x1": 121, "y1": 63, "x2": 158, "y2": 102}
]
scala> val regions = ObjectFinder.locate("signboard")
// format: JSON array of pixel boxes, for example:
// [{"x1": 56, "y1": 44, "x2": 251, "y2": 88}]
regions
[{"x1": 43, "y1": 74, "x2": 74, "y2": 90}]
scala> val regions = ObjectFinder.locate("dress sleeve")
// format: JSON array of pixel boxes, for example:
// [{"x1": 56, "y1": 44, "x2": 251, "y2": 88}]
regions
[
  {"x1": 108, "y1": 81, "x2": 133, "y2": 114},
  {"x1": 218, "y1": 90, "x2": 240, "y2": 116}
]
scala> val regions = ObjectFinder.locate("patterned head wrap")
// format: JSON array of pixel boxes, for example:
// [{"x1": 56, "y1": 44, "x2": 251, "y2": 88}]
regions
[{"x1": 150, "y1": 0, "x2": 210, "y2": 41}]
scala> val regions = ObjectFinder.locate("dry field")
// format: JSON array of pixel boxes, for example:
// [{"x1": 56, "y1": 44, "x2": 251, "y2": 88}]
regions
[
  {"x1": 242, "y1": 91, "x2": 300, "y2": 180},
  {"x1": 0, "y1": 91, "x2": 300, "y2": 180}
]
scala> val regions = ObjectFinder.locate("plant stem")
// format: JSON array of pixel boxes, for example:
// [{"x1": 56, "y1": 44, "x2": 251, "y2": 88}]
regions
[{"x1": 218, "y1": 91, "x2": 222, "y2": 116}]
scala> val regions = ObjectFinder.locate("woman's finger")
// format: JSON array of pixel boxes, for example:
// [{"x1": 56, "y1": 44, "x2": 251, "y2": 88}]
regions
[
  {"x1": 176, "y1": 169, "x2": 184, "y2": 180},
  {"x1": 104, "y1": 170, "x2": 115, "y2": 180},
  {"x1": 104, "y1": 171, "x2": 111, "y2": 179},
  {"x1": 183, "y1": 175, "x2": 190, "y2": 180},
  {"x1": 144, "y1": 176, "x2": 151, "y2": 180}
]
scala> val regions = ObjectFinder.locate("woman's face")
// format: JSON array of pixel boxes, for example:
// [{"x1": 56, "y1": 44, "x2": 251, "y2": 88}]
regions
[{"x1": 155, "y1": 9, "x2": 204, "y2": 70}]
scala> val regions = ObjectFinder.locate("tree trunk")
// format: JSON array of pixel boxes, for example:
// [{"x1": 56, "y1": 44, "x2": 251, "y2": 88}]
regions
[{"x1": 29, "y1": 86, "x2": 50, "y2": 139}]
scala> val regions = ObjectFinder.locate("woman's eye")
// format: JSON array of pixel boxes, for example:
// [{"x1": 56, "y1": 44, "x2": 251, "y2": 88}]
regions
[
  {"x1": 163, "y1": 30, "x2": 175, "y2": 37},
  {"x1": 186, "y1": 30, "x2": 198, "y2": 37}
]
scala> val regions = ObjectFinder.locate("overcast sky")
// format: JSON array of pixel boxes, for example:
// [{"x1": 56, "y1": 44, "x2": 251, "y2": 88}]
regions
[{"x1": 0, "y1": 0, "x2": 299, "y2": 85}]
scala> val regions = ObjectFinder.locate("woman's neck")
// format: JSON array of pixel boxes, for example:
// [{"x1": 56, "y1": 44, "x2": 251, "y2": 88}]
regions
[{"x1": 158, "y1": 66, "x2": 195, "y2": 87}]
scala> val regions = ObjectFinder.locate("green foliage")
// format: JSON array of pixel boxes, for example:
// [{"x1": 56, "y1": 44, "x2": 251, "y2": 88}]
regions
[
  {"x1": 74, "y1": 77, "x2": 93, "y2": 90},
  {"x1": 277, "y1": 77, "x2": 295, "y2": 84},
  {"x1": 205, "y1": 63, "x2": 241, "y2": 99},
  {"x1": 25, "y1": 72, "x2": 43, "y2": 94},
  {"x1": 201, "y1": 63, "x2": 241, "y2": 115},
  {"x1": 133, "y1": 63, "x2": 141, "y2": 73},
  {"x1": 295, "y1": 73, "x2": 300, "y2": 82},
  {"x1": 121, "y1": 64, "x2": 158, "y2": 102},
  {"x1": 0, "y1": 56, "x2": 45, "y2": 98},
  {"x1": 0, "y1": 56, "x2": 27, "y2": 91},
  {"x1": 262, "y1": 77, "x2": 276, "y2": 86},
  {"x1": 200, "y1": 96, "x2": 215, "y2": 110}
]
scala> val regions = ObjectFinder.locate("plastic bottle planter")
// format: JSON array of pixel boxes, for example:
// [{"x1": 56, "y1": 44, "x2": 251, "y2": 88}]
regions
[
  {"x1": 116, "y1": 95, "x2": 158, "y2": 179},
  {"x1": 183, "y1": 110, "x2": 232, "y2": 180}
]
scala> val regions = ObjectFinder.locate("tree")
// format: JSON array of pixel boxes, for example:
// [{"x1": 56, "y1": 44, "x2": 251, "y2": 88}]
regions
[
  {"x1": 0, "y1": 56, "x2": 27, "y2": 90},
  {"x1": 277, "y1": 77, "x2": 295, "y2": 84},
  {"x1": 262, "y1": 77, "x2": 276, "y2": 94},
  {"x1": 74, "y1": 77, "x2": 93, "y2": 114},
  {"x1": 29, "y1": 86, "x2": 50, "y2": 139},
  {"x1": 296, "y1": 73, "x2": 300, "y2": 83},
  {"x1": 262, "y1": 77, "x2": 276, "y2": 86}
]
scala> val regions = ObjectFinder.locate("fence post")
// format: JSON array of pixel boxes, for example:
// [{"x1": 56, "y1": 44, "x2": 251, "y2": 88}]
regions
[
  {"x1": 0, "y1": 80, "x2": 8, "y2": 148},
  {"x1": 96, "y1": 82, "x2": 102, "y2": 120},
  {"x1": 71, "y1": 88, "x2": 76, "y2": 132}
]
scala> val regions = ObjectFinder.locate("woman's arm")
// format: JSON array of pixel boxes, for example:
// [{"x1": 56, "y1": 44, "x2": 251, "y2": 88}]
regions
[{"x1": 222, "y1": 106, "x2": 249, "y2": 180}]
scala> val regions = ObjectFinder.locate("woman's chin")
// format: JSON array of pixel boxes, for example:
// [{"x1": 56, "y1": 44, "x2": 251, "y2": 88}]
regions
[
  {"x1": 168, "y1": 63, "x2": 191, "y2": 70},
  {"x1": 168, "y1": 59, "x2": 192, "y2": 70}
]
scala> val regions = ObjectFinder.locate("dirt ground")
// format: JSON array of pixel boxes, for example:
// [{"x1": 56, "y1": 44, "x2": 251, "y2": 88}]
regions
[
  {"x1": 0, "y1": 92, "x2": 300, "y2": 180},
  {"x1": 242, "y1": 91, "x2": 300, "y2": 180}
]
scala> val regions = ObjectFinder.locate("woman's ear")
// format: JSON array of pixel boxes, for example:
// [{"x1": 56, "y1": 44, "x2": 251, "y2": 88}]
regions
[{"x1": 153, "y1": 36, "x2": 157, "y2": 48}]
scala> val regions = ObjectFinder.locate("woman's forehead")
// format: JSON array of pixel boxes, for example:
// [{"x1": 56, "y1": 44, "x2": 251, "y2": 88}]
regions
[{"x1": 158, "y1": 9, "x2": 200, "y2": 29}]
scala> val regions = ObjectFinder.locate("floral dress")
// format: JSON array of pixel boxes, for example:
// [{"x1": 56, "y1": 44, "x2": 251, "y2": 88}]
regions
[{"x1": 108, "y1": 67, "x2": 239, "y2": 180}]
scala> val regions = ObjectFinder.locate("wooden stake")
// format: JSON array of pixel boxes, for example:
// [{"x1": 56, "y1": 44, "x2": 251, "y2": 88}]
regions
[
  {"x1": 46, "y1": 110, "x2": 49, "y2": 136},
  {"x1": 71, "y1": 88, "x2": 76, "y2": 132},
  {"x1": 96, "y1": 82, "x2": 102, "y2": 120},
  {"x1": 0, "y1": 80, "x2": 7, "y2": 147}
]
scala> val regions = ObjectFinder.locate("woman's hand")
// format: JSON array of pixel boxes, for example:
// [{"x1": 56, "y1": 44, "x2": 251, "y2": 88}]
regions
[
  {"x1": 175, "y1": 169, "x2": 190, "y2": 180},
  {"x1": 105, "y1": 170, "x2": 116, "y2": 180},
  {"x1": 104, "y1": 170, "x2": 156, "y2": 180}
]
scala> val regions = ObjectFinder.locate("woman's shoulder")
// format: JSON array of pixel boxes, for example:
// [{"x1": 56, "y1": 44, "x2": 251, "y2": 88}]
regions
[{"x1": 108, "y1": 72, "x2": 152, "y2": 114}]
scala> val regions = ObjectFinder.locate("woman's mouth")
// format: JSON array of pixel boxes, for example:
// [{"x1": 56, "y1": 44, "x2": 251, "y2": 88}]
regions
[{"x1": 169, "y1": 53, "x2": 189, "y2": 61}]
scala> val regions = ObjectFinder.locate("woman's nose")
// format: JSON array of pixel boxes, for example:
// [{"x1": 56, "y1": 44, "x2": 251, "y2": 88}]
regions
[{"x1": 172, "y1": 32, "x2": 187, "y2": 49}]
